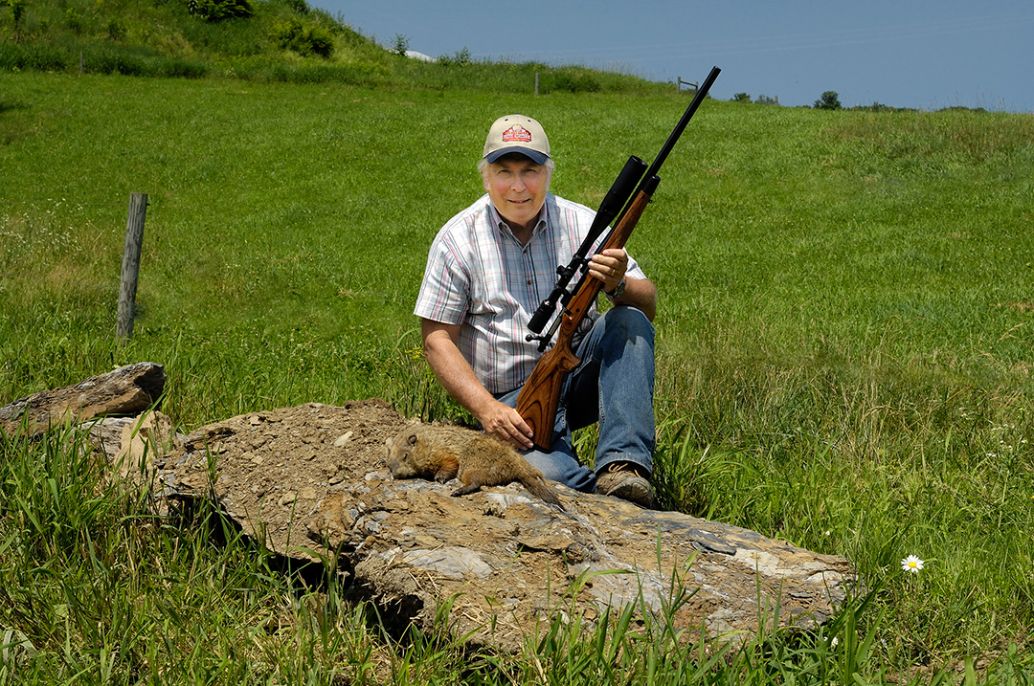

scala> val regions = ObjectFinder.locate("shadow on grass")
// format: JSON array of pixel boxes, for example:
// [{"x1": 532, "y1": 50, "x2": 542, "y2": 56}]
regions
[{"x1": 0, "y1": 100, "x2": 29, "y2": 115}]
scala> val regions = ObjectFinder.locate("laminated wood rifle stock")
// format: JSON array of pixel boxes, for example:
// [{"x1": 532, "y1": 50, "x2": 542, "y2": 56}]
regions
[{"x1": 516, "y1": 66, "x2": 721, "y2": 449}]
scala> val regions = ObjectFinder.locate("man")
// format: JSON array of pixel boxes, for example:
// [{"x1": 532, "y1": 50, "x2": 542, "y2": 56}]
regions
[{"x1": 415, "y1": 114, "x2": 657, "y2": 507}]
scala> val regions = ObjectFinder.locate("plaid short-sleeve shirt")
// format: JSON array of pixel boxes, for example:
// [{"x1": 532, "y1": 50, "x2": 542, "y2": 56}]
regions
[{"x1": 415, "y1": 193, "x2": 646, "y2": 395}]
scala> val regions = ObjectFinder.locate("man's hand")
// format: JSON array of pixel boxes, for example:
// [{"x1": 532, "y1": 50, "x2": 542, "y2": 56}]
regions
[
  {"x1": 588, "y1": 248, "x2": 628, "y2": 294},
  {"x1": 476, "y1": 399, "x2": 534, "y2": 450},
  {"x1": 422, "y1": 318, "x2": 535, "y2": 450}
]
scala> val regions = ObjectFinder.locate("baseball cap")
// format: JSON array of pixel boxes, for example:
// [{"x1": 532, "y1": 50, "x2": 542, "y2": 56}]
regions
[{"x1": 483, "y1": 114, "x2": 550, "y2": 164}]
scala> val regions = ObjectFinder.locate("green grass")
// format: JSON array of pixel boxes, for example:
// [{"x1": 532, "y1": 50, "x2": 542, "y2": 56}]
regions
[{"x1": 2, "y1": 72, "x2": 1034, "y2": 682}]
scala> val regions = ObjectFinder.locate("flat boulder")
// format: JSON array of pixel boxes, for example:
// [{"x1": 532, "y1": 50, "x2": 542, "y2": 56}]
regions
[{"x1": 167, "y1": 400, "x2": 855, "y2": 653}]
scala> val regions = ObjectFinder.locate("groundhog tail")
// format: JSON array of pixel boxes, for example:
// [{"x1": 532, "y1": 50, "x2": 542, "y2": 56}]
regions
[{"x1": 523, "y1": 475, "x2": 565, "y2": 511}]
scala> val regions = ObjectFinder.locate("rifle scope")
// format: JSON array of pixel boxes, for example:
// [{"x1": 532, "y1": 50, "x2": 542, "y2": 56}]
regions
[{"x1": 526, "y1": 154, "x2": 646, "y2": 334}]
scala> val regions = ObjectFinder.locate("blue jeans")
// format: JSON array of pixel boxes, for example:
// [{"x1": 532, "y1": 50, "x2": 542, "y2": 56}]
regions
[{"x1": 496, "y1": 306, "x2": 656, "y2": 492}]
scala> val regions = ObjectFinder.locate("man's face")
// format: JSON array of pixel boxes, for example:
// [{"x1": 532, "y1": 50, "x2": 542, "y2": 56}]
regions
[{"x1": 483, "y1": 155, "x2": 549, "y2": 231}]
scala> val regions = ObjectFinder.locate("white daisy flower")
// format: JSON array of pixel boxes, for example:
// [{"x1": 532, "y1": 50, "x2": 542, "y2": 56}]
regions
[{"x1": 901, "y1": 555, "x2": 924, "y2": 574}]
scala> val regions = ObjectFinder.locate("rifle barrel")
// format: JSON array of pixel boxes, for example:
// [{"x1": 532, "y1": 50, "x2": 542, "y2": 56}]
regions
[
  {"x1": 526, "y1": 66, "x2": 721, "y2": 344},
  {"x1": 637, "y1": 66, "x2": 721, "y2": 193}
]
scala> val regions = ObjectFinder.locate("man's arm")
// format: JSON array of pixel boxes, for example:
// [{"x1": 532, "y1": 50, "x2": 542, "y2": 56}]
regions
[
  {"x1": 420, "y1": 318, "x2": 534, "y2": 449},
  {"x1": 610, "y1": 276, "x2": 657, "y2": 320}
]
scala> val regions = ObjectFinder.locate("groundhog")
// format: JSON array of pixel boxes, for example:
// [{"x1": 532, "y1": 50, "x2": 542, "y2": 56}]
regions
[{"x1": 385, "y1": 424, "x2": 564, "y2": 510}]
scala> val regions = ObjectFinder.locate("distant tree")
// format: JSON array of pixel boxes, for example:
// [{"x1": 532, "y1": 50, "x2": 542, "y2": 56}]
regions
[
  {"x1": 755, "y1": 94, "x2": 779, "y2": 106},
  {"x1": 6, "y1": 0, "x2": 27, "y2": 41},
  {"x1": 731, "y1": 92, "x2": 751, "y2": 103},
  {"x1": 862, "y1": 101, "x2": 893, "y2": 112},
  {"x1": 106, "y1": 18, "x2": 126, "y2": 41},
  {"x1": 273, "y1": 18, "x2": 334, "y2": 57},
  {"x1": 438, "y1": 47, "x2": 472, "y2": 67},
  {"x1": 63, "y1": 7, "x2": 83, "y2": 33},
  {"x1": 392, "y1": 33, "x2": 409, "y2": 57},
  {"x1": 187, "y1": 0, "x2": 254, "y2": 22},
  {"x1": 814, "y1": 90, "x2": 842, "y2": 110},
  {"x1": 282, "y1": 0, "x2": 309, "y2": 14}
]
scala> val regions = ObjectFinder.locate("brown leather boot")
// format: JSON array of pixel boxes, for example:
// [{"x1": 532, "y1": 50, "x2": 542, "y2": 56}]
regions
[{"x1": 595, "y1": 462, "x2": 655, "y2": 508}]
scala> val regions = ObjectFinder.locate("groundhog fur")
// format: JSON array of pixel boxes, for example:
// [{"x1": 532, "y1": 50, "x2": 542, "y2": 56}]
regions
[{"x1": 385, "y1": 424, "x2": 564, "y2": 510}]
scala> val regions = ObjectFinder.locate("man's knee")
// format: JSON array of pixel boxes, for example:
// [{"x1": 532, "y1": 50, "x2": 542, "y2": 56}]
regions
[{"x1": 602, "y1": 306, "x2": 654, "y2": 344}]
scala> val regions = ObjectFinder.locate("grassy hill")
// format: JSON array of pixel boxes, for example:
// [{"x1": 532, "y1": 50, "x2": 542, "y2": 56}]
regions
[
  {"x1": 0, "y1": 0, "x2": 665, "y2": 93},
  {"x1": 2, "y1": 10, "x2": 1034, "y2": 684}
]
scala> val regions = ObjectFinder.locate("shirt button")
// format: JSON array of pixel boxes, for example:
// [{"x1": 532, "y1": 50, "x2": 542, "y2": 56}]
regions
[{"x1": 526, "y1": 279, "x2": 532, "y2": 285}]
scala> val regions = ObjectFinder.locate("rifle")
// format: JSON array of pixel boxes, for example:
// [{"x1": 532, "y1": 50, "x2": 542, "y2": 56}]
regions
[{"x1": 516, "y1": 66, "x2": 721, "y2": 449}]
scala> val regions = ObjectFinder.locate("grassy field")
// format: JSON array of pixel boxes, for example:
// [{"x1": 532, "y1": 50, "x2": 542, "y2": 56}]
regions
[{"x1": 1, "y1": 71, "x2": 1033, "y2": 683}]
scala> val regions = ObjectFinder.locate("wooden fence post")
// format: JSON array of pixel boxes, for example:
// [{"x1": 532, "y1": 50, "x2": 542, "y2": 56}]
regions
[
  {"x1": 116, "y1": 192, "x2": 148, "y2": 341},
  {"x1": 534, "y1": 71, "x2": 539, "y2": 96}
]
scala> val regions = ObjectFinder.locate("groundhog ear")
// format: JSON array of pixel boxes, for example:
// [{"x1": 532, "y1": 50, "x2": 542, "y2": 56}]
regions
[{"x1": 407, "y1": 433, "x2": 418, "y2": 445}]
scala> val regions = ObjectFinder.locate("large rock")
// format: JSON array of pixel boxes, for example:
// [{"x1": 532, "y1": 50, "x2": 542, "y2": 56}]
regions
[{"x1": 168, "y1": 401, "x2": 855, "y2": 652}]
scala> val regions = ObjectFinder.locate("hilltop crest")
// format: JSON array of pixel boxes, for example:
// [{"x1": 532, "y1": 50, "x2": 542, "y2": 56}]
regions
[{"x1": 0, "y1": 0, "x2": 665, "y2": 93}]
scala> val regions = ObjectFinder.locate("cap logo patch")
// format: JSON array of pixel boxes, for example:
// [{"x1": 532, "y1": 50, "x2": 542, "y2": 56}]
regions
[{"x1": 501, "y1": 124, "x2": 533, "y2": 143}]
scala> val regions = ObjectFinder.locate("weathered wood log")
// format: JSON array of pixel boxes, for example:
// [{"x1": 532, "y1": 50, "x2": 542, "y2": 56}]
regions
[{"x1": 0, "y1": 362, "x2": 165, "y2": 437}]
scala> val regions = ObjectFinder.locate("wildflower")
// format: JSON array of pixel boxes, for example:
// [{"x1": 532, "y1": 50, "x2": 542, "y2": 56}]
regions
[
  {"x1": 901, "y1": 555, "x2": 924, "y2": 574},
  {"x1": 830, "y1": 636, "x2": 840, "y2": 649}
]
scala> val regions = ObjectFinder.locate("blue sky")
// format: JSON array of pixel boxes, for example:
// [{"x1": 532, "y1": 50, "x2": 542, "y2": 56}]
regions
[{"x1": 310, "y1": 1, "x2": 1034, "y2": 113}]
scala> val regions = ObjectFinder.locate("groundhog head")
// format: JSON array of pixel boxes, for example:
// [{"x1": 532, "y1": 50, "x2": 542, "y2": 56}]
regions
[{"x1": 385, "y1": 428, "x2": 421, "y2": 479}]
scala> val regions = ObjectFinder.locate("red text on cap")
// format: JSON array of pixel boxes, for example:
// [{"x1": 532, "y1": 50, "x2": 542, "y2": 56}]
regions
[{"x1": 501, "y1": 125, "x2": 533, "y2": 143}]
